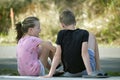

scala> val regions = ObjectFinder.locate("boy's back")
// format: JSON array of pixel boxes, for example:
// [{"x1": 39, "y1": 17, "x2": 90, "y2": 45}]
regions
[{"x1": 56, "y1": 28, "x2": 89, "y2": 73}]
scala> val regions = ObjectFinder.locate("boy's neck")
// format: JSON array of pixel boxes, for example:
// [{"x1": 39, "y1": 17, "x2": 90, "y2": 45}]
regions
[{"x1": 64, "y1": 24, "x2": 76, "y2": 30}]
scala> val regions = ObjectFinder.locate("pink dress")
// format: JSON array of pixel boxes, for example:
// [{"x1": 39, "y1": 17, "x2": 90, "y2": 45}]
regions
[{"x1": 16, "y1": 36, "x2": 43, "y2": 76}]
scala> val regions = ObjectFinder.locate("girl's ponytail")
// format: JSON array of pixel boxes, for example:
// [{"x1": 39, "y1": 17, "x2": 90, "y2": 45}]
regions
[
  {"x1": 15, "y1": 17, "x2": 39, "y2": 43},
  {"x1": 15, "y1": 22, "x2": 23, "y2": 43}
]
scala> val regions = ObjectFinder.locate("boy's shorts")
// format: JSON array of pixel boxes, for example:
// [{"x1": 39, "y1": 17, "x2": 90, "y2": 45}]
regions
[{"x1": 61, "y1": 48, "x2": 96, "y2": 77}]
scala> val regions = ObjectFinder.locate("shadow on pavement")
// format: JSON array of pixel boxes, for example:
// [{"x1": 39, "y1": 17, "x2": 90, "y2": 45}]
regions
[{"x1": 0, "y1": 58, "x2": 120, "y2": 75}]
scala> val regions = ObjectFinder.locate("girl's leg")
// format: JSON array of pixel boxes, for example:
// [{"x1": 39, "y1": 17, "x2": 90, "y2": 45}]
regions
[
  {"x1": 88, "y1": 32, "x2": 101, "y2": 71},
  {"x1": 40, "y1": 41, "x2": 56, "y2": 70}
]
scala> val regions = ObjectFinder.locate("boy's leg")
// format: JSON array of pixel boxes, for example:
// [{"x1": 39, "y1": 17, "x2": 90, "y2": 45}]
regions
[
  {"x1": 88, "y1": 32, "x2": 101, "y2": 71},
  {"x1": 88, "y1": 32, "x2": 95, "y2": 50}
]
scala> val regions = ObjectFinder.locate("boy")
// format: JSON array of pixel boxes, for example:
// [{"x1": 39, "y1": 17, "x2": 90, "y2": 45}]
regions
[{"x1": 44, "y1": 9, "x2": 101, "y2": 77}]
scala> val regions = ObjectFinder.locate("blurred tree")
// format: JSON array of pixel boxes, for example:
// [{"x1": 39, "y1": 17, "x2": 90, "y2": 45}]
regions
[
  {"x1": 0, "y1": 0, "x2": 32, "y2": 35},
  {"x1": 0, "y1": 0, "x2": 120, "y2": 45}
]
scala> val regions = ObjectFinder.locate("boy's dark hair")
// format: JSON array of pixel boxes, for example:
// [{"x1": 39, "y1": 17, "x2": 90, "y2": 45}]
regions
[
  {"x1": 59, "y1": 9, "x2": 76, "y2": 26},
  {"x1": 15, "y1": 17, "x2": 39, "y2": 42}
]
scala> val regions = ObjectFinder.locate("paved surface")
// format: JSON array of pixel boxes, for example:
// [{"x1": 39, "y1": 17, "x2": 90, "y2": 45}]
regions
[
  {"x1": 0, "y1": 46, "x2": 120, "y2": 72},
  {"x1": 0, "y1": 46, "x2": 120, "y2": 80},
  {"x1": 0, "y1": 76, "x2": 120, "y2": 80},
  {"x1": 0, "y1": 58, "x2": 120, "y2": 72},
  {"x1": 0, "y1": 46, "x2": 120, "y2": 58}
]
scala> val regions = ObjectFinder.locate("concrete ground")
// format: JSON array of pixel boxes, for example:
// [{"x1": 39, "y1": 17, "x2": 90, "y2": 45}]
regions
[
  {"x1": 0, "y1": 46, "x2": 120, "y2": 58},
  {"x1": 0, "y1": 46, "x2": 120, "y2": 80},
  {"x1": 0, "y1": 58, "x2": 120, "y2": 72},
  {"x1": 0, "y1": 76, "x2": 120, "y2": 80},
  {"x1": 0, "y1": 46, "x2": 120, "y2": 72}
]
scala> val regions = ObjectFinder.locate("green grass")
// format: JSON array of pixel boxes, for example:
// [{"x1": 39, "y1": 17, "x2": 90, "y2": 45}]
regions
[
  {"x1": 108, "y1": 72, "x2": 120, "y2": 76},
  {"x1": 0, "y1": 42, "x2": 16, "y2": 46},
  {"x1": 0, "y1": 69, "x2": 19, "y2": 76}
]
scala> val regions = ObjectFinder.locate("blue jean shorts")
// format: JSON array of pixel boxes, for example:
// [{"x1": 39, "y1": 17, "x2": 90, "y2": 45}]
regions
[{"x1": 62, "y1": 48, "x2": 96, "y2": 77}]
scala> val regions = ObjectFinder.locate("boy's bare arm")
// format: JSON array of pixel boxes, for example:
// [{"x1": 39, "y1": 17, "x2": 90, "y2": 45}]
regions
[
  {"x1": 82, "y1": 42, "x2": 92, "y2": 75},
  {"x1": 43, "y1": 45, "x2": 61, "y2": 77}
]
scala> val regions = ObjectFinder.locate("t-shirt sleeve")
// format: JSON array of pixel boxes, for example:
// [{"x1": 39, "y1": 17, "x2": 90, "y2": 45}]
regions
[
  {"x1": 31, "y1": 37, "x2": 42, "y2": 47},
  {"x1": 82, "y1": 30, "x2": 89, "y2": 42},
  {"x1": 56, "y1": 31, "x2": 63, "y2": 45}
]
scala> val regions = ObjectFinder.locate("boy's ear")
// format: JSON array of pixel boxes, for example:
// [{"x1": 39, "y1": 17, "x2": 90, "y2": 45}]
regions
[{"x1": 61, "y1": 23, "x2": 65, "y2": 28}]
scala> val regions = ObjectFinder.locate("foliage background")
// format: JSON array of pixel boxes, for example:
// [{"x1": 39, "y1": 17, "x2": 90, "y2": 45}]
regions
[{"x1": 0, "y1": 0, "x2": 120, "y2": 46}]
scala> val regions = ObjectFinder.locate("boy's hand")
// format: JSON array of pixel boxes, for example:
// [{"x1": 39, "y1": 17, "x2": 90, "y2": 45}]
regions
[{"x1": 40, "y1": 74, "x2": 52, "y2": 78}]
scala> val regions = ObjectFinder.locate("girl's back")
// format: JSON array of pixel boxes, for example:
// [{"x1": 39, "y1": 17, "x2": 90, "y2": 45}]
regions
[{"x1": 17, "y1": 36, "x2": 42, "y2": 76}]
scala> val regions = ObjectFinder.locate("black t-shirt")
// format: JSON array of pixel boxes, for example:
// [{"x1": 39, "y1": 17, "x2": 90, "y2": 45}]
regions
[{"x1": 56, "y1": 28, "x2": 89, "y2": 73}]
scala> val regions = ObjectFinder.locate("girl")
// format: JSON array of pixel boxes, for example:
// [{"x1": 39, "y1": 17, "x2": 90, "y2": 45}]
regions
[{"x1": 15, "y1": 17, "x2": 56, "y2": 76}]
